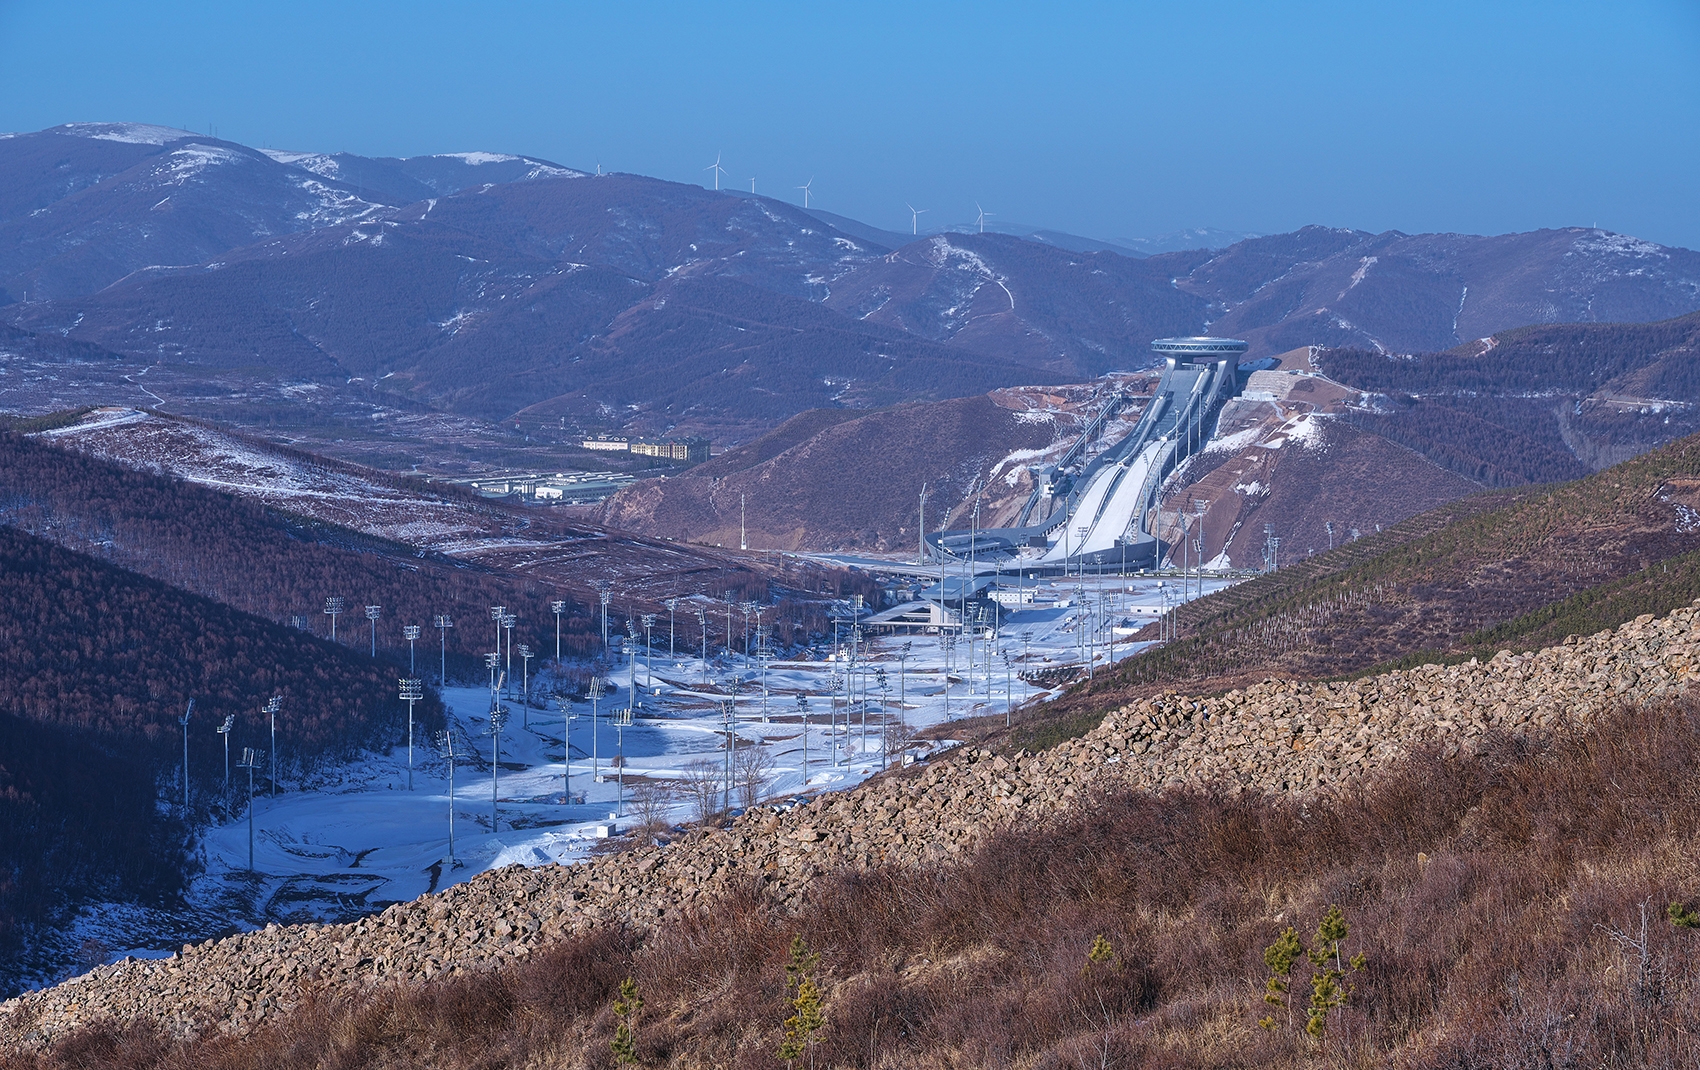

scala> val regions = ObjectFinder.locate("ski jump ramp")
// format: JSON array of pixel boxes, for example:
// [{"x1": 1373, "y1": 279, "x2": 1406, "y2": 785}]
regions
[{"x1": 929, "y1": 337, "x2": 1248, "y2": 574}]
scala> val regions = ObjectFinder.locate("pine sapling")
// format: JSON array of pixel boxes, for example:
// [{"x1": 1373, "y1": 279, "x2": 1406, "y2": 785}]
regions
[
  {"x1": 1304, "y1": 905, "x2": 1366, "y2": 1039},
  {"x1": 1082, "y1": 933, "x2": 1117, "y2": 976},
  {"x1": 1668, "y1": 901, "x2": 1700, "y2": 929},
  {"x1": 779, "y1": 936, "x2": 826, "y2": 1069},
  {"x1": 1259, "y1": 926, "x2": 1303, "y2": 1032},
  {"x1": 611, "y1": 976, "x2": 643, "y2": 1065},
  {"x1": 1256, "y1": 906, "x2": 1366, "y2": 1041}
]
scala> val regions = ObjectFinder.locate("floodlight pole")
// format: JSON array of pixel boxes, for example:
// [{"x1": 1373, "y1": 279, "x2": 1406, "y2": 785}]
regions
[
  {"x1": 721, "y1": 698, "x2": 735, "y2": 815},
  {"x1": 403, "y1": 625, "x2": 421, "y2": 675},
  {"x1": 502, "y1": 612, "x2": 516, "y2": 697},
  {"x1": 642, "y1": 614, "x2": 656, "y2": 682},
  {"x1": 435, "y1": 614, "x2": 453, "y2": 686},
  {"x1": 797, "y1": 693, "x2": 811, "y2": 787},
  {"x1": 831, "y1": 672, "x2": 844, "y2": 767},
  {"x1": 400, "y1": 678, "x2": 423, "y2": 790},
  {"x1": 178, "y1": 698, "x2": 195, "y2": 814},
  {"x1": 589, "y1": 677, "x2": 604, "y2": 784},
  {"x1": 437, "y1": 730, "x2": 457, "y2": 864},
  {"x1": 218, "y1": 714, "x2": 234, "y2": 788},
  {"x1": 364, "y1": 605, "x2": 381, "y2": 657},
  {"x1": 695, "y1": 608, "x2": 708, "y2": 685},
  {"x1": 265, "y1": 695, "x2": 282, "y2": 798},
  {"x1": 898, "y1": 643, "x2": 910, "y2": 744},
  {"x1": 487, "y1": 675, "x2": 508, "y2": 833},
  {"x1": 324, "y1": 596, "x2": 344, "y2": 641},
  {"x1": 519, "y1": 644, "x2": 533, "y2": 725},
  {"x1": 557, "y1": 695, "x2": 578, "y2": 803},
  {"x1": 551, "y1": 600, "x2": 565, "y2": 668},
  {"x1": 237, "y1": 746, "x2": 263, "y2": 872},
  {"x1": 613, "y1": 704, "x2": 632, "y2": 817},
  {"x1": 597, "y1": 586, "x2": 612, "y2": 659},
  {"x1": 665, "y1": 598, "x2": 678, "y2": 660}
]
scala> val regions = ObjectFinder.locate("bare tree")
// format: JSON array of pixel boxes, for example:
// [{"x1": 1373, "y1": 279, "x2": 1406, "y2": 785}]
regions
[
  {"x1": 629, "y1": 778, "x2": 674, "y2": 838},
  {"x1": 679, "y1": 759, "x2": 723, "y2": 825},
  {"x1": 733, "y1": 743, "x2": 777, "y2": 808}
]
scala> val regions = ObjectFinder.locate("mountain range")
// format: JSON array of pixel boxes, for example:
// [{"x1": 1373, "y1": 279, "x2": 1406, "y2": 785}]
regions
[{"x1": 4, "y1": 122, "x2": 1698, "y2": 448}]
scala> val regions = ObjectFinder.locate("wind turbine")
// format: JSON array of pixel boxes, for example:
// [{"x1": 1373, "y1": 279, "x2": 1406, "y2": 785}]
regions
[
  {"x1": 907, "y1": 203, "x2": 930, "y2": 235},
  {"x1": 976, "y1": 202, "x2": 995, "y2": 233},
  {"x1": 704, "y1": 151, "x2": 727, "y2": 191},
  {"x1": 796, "y1": 177, "x2": 814, "y2": 208}
]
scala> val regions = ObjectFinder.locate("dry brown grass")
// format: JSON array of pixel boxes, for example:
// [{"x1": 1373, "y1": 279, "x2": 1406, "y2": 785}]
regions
[{"x1": 25, "y1": 695, "x2": 1700, "y2": 1069}]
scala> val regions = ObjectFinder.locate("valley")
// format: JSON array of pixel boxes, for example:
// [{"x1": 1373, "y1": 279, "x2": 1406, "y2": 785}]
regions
[{"x1": 5, "y1": 112, "x2": 1700, "y2": 1070}]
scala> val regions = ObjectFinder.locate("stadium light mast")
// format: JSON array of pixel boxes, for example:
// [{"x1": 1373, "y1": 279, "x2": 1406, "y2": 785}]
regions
[
  {"x1": 365, "y1": 605, "x2": 382, "y2": 657},
  {"x1": 721, "y1": 698, "x2": 735, "y2": 814},
  {"x1": 178, "y1": 698, "x2": 195, "y2": 814},
  {"x1": 403, "y1": 625, "x2": 422, "y2": 674},
  {"x1": 588, "y1": 676, "x2": 605, "y2": 783},
  {"x1": 434, "y1": 614, "x2": 454, "y2": 686},
  {"x1": 551, "y1": 600, "x2": 566, "y2": 668},
  {"x1": 613, "y1": 702, "x2": 633, "y2": 816},
  {"x1": 797, "y1": 692, "x2": 812, "y2": 786},
  {"x1": 501, "y1": 612, "x2": 517, "y2": 697},
  {"x1": 218, "y1": 713, "x2": 235, "y2": 788},
  {"x1": 596, "y1": 585, "x2": 612, "y2": 658},
  {"x1": 400, "y1": 677, "x2": 423, "y2": 790},
  {"x1": 486, "y1": 672, "x2": 509, "y2": 832},
  {"x1": 556, "y1": 694, "x2": 579, "y2": 803},
  {"x1": 695, "y1": 607, "x2": 708, "y2": 685},
  {"x1": 519, "y1": 644, "x2": 534, "y2": 725},
  {"x1": 641, "y1": 614, "x2": 657, "y2": 682},
  {"x1": 264, "y1": 695, "x2": 283, "y2": 798},
  {"x1": 665, "y1": 598, "x2": 678, "y2": 660},
  {"x1": 436, "y1": 730, "x2": 458, "y2": 865},
  {"x1": 237, "y1": 746, "x2": 264, "y2": 872},
  {"x1": 324, "y1": 597, "x2": 345, "y2": 641},
  {"x1": 917, "y1": 483, "x2": 928, "y2": 566}
]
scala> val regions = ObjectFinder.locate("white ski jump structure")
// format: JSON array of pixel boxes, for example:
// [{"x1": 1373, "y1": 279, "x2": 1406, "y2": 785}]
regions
[{"x1": 927, "y1": 336, "x2": 1249, "y2": 575}]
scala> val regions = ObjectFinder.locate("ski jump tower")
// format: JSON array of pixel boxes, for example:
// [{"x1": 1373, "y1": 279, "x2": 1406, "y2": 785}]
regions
[{"x1": 927, "y1": 335, "x2": 1248, "y2": 573}]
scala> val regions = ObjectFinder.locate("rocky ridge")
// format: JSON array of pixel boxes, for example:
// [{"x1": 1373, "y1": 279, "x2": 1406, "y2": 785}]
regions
[{"x1": 7, "y1": 603, "x2": 1700, "y2": 1051}]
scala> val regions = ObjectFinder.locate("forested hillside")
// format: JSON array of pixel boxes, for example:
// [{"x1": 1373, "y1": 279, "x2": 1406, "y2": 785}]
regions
[
  {"x1": 0, "y1": 525, "x2": 444, "y2": 981},
  {"x1": 1318, "y1": 309, "x2": 1700, "y2": 484},
  {"x1": 0, "y1": 430, "x2": 594, "y2": 671}
]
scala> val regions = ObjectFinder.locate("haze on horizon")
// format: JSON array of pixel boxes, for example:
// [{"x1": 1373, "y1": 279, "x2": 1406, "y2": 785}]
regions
[{"x1": 2, "y1": 0, "x2": 1697, "y2": 250}]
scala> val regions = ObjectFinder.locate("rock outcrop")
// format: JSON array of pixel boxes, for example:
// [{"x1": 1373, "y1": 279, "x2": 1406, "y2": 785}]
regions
[{"x1": 8, "y1": 604, "x2": 1700, "y2": 1051}]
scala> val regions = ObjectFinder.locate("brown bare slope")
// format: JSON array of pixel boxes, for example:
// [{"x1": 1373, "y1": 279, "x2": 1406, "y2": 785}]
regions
[{"x1": 600, "y1": 394, "x2": 1064, "y2": 551}]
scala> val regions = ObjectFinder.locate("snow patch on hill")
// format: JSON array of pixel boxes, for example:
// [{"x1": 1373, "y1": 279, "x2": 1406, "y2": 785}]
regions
[
  {"x1": 261, "y1": 150, "x2": 343, "y2": 180},
  {"x1": 56, "y1": 122, "x2": 194, "y2": 145}
]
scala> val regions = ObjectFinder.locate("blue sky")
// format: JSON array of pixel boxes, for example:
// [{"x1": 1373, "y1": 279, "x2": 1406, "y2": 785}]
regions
[{"x1": 3, "y1": 0, "x2": 1697, "y2": 248}]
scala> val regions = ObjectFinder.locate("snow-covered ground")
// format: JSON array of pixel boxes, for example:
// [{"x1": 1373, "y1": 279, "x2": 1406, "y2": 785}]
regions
[{"x1": 59, "y1": 572, "x2": 1237, "y2": 977}]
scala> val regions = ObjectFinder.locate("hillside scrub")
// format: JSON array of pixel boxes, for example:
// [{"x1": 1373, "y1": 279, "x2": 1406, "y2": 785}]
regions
[
  {"x1": 1081, "y1": 429, "x2": 1700, "y2": 705},
  {"x1": 23, "y1": 694, "x2": 1700, "y2": 1069}
]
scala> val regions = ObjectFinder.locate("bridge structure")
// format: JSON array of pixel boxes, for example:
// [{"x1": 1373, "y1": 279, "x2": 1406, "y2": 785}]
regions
[{"x1": 926, "y1": 336, "x2": 1249, "y2": 575}]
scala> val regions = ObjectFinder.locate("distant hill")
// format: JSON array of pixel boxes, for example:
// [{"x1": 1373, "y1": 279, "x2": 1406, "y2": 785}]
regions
[
  {"x1": 1162, "y1": 225, "x2": 1700, "y2": 355},
  {"x1": 2, "y1": 123, "x2": 1698, "y2": 448}
]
